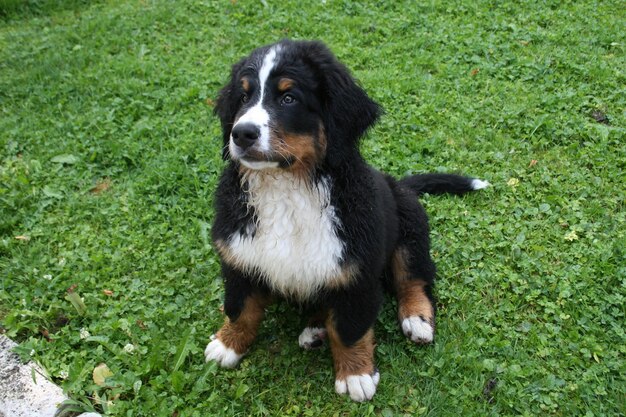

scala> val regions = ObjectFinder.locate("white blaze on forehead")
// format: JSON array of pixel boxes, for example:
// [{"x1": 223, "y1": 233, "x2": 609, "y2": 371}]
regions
[{"x1": 231, "y1": 45, "x2": 281, "y2": 154}]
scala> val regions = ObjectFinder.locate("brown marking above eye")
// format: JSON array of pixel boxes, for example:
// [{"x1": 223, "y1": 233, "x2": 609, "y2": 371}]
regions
[
  {"x1": 241, "y1": 77, "x2": 250, "y2": 92},
  {"x1": 278, "y1": 78, "x2": 295, "y2": 93}
]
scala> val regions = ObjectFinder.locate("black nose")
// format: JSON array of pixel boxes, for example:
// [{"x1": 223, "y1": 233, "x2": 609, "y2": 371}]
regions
[{"x1": 231, "y1": 123, "x2": 260, "y2": 150}]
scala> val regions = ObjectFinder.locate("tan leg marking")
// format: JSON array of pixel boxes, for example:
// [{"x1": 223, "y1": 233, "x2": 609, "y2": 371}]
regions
[
  {"x1": 326, "y1": 313, "x2": 379, "y2": 401},
  {"x1": 216, "y1": 293, "x2": 270, "y2": 354},
  {"x1": 326, "y1": 313, "x2": 375, "y2": 380},
  {"x1": 392, "y1": 247, "x2": 435, "y2": 323},
  {"x1": 396, "y1": 280, "x2": 434, "y2": 322},
  {"x1": 392, "y1": 247, "x2": 435, "y2": 343}
]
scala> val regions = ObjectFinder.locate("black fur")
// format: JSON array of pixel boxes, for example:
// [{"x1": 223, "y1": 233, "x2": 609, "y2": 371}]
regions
[
  {"x1": 399, "y1": 173, "x2": 480, "y2": 195},
  {"x1": 210, "y1": 39, "x2": 484, "y2": 369}
]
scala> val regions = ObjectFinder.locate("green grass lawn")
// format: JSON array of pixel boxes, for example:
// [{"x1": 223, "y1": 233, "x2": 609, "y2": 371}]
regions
[{"x1": 1, "y1": 0, "x2": 624, "y2": 415}]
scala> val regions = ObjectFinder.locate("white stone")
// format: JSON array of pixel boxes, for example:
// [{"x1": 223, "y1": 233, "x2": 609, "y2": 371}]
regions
[{"x1": 0, "y1": 335, "x2": 102, "y2": 417}]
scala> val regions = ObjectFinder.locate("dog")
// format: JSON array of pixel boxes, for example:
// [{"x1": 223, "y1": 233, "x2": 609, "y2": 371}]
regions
[{"x1": 204, "y1": 39, "x2": 488, "y2": 402}]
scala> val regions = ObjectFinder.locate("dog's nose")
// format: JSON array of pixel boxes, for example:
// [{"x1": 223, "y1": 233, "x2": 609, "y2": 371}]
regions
[{"x1": 231, "y1": 123, "x2": 260, "y2": 150}]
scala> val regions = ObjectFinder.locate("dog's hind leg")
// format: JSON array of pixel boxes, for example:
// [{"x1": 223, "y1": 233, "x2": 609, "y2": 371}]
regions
[
  {"x1": 392, "y1": 247, "x2": 436, "y2": 344},
  {"x1": 298, "y1": 310, "x2": 328, "y2": 350},
  {"x1": 392, "y1": 187, "x2": 437, "y2": 344}
]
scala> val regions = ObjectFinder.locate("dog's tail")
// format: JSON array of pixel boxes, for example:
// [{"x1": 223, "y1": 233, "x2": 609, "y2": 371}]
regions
[{"x1": 399, "y1": 173, "x2": 490, "y2": 196}]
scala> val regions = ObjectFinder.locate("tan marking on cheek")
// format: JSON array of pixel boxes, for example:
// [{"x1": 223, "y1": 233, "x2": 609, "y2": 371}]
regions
[
  {"x1": 278, "y1": 78, "x2": 295, "y2": 92},
  {"x1": 393, "y1": 247, "x2": 435, "y2": 323},
  {"x1": 272, "y1": 122, "x2": 326, "y2": 175},
  {"x1": 326, "y1": 312, "x2": 375, "y2": 380},
  {"x1": 216, "y1": 294, "x2": 270, "y2": 354},
  {"x1": 280, "y1": 132, "x2": 317, "y2": 161}
]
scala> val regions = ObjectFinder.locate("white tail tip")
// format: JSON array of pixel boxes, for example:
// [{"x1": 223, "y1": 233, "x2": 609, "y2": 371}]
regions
[{"x1": 470, "y1": 179, "x2": 490, "y2": 190}]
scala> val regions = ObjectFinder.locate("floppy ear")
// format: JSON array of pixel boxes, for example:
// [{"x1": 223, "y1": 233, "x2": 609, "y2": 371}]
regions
[
  {"x1": 214, "y1": 59, "x2": 245, "y2": 160},
  {"x1": 303, "y1": 41, "x2": 381, "y2": 167}
]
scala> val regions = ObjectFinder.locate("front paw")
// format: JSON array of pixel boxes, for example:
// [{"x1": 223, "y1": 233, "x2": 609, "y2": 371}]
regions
[
  {"x1": 204, "y1": 335, "x2": 243, "y2": 368},
  {"x1": 335, "y1": 370, "x2": 380, "y2": 402}
]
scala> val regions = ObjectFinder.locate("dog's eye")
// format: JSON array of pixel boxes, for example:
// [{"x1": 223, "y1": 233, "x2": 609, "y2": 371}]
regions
[
  {"x1": 280, "y1": 94, "x2": 296, "y2": 106},
  {"x1": 241, "y1": 93, "x2": 249, "y2": 104}
]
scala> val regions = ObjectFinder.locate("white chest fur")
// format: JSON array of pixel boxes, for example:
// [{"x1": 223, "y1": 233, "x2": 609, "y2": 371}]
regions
[{"x1": 227, "y1": 171, "x2": 346, "y2": 300}]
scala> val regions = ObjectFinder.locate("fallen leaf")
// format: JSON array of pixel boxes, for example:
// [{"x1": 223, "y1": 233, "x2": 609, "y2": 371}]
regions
[
  {"x1": 90, "y1": 178, "x2": 112, "y2": 194},
  {"x1": 15, "y1": 235, "x2": 30, "y2": 241},
  {"x1": 93, "y1": 363, "x2": 113, "y2": 386},
  {"x1": 51, "y1": 154, "x2": 79, "y2": 165},
  {"x1": 103, "y1": 289, "x2": 114, "y2": 296},
  {"x1": 40, "y1": 328, "x2": 51, "y2": 341}
]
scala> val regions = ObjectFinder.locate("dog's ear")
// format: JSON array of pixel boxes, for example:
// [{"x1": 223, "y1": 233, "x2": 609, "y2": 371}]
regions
[
  {"x1": 304, "y1": 41, "x2": 381, "y2": 167},
  {"x1": 214, "y1": 58, "x2": 246, "y2": 160}
]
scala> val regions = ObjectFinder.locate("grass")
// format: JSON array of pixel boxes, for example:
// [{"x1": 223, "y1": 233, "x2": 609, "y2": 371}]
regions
[{"x1": 1, "y1": 0, "x2": 624, "y2": 415}]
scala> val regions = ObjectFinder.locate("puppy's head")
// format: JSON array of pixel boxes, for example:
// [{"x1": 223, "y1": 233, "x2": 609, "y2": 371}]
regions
[{"x1": 214, "y1": 40, "x2": 380, "y2": 172}]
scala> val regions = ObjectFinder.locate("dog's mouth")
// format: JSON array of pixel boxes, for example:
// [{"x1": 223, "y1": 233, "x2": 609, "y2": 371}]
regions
[{"x1": 234, "y1": 148, "x2": 295, "y2": 170}]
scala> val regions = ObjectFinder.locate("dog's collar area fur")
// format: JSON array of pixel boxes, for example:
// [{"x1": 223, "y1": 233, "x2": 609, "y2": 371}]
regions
[{"x1": 223, "y1": 169, "x2": 353, "y2": 301}]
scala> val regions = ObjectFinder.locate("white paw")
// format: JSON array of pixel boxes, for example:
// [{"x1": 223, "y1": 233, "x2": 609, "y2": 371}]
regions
[
  {"x1": 204, "y1": 335, "x2": 242, "y2": 368},
  {"x1": 298, "y1": 327, "x2": 327, "y2": 349},
  {"x1": 401, "y1": 316, "x2": 434, "y2": 344},
  {"x1": 335, "y1": 371, "x2": 380, "y2": 402},
  {"x1": 471, "y1": 178, "x2": 490, "y2": 190}
]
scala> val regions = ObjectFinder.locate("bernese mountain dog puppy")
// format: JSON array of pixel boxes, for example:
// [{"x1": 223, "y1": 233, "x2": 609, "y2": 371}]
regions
[{"x1": 205, "y1": 39, "x2": 488, "y2": 402}]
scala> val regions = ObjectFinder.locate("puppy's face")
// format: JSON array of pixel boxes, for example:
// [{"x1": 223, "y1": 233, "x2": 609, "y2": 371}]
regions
[
  {"x1": 215, "y1": 40, "x2": 381, "y2": 172},
  {"x1": 221, "y1": 44, "x2": 325, "y2": 172}
]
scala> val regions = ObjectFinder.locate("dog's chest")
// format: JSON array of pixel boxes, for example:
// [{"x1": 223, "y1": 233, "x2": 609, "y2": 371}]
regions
[{"x1": 227, "y1": 172, "x2": 345, "y2": 299}]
